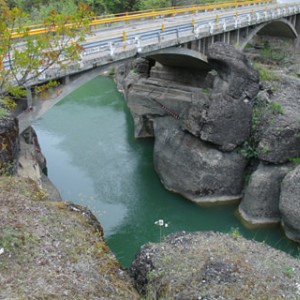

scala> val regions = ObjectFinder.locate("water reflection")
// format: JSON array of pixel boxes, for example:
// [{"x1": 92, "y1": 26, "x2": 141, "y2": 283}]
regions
[{"x1": 34, "y1": 76, "x2": 299, "y2": 267}]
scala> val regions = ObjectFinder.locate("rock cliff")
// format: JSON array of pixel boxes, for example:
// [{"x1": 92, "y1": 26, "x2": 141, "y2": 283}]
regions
[
  {"x1": 121, "y1": 43, "x2": 258, "y2": 204},
  {"x1": 0, "y1": 117, "x2": 19, "y2": 175},
  {"x1": 119, "y1": 40, "x2": 300, "y2": 244}
]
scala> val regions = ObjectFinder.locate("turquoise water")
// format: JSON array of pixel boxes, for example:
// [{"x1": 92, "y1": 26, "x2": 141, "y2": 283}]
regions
[{"x1": 33, "y1": 76, "x2": 299, "y2": 267}]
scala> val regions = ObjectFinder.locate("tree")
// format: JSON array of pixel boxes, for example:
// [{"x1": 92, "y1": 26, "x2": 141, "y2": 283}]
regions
[
  {"x1": 98, "y1": 0, "x2": 140, "y2": 14},
  {"x1": 138, "y1": 0, "x2": 170, "y2": 10},
  {"x1": 0, "y1": 2, "x2": 93, "y2": 118}
]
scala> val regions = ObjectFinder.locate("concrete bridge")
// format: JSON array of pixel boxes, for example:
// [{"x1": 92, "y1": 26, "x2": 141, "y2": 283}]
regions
[
  {"x1": 30, "y1": 0, "x2": 300, "y2": 84},
  {"x1": 19, "y1": 0, "x2": 300, "y2": 131}
]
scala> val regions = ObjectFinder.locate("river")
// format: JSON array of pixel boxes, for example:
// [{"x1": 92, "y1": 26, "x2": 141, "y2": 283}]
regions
[{"x1": 33, "y1": 76, "x2": 299, "y2": 267}]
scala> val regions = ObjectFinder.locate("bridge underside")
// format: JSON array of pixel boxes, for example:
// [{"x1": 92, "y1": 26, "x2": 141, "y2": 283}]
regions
[
  {"x1": 146, "y1": 47, "x2": 211, "y2": 71},
  {"x1": 145, "y1": 18, "x2": 298, "y2": 70},
  {"x1": 258, "y1": 20, "x2": 297, "y2": 38}
]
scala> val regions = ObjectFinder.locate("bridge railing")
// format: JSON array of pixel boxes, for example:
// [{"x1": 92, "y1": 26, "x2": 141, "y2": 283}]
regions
[
  {"x1": 8, "y1": 0, "x2": 300, "y2": 89},
  {"x1": 30, "y1": 0, "x2": 299, "y2": 86},
  {"x1": 10, "y1": 0, "x2": 274, "y2": 39}
]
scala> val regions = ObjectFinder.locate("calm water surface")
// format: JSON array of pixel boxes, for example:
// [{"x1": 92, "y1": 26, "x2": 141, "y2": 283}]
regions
[{"x1": 33, "y1": 76, "x2": 299, "y2": 267}]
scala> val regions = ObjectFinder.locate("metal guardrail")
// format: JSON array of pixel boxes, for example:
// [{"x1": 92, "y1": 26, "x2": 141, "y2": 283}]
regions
[
  {"x1": 32, "y1": 0, "x2": 299, "y2": 85},
  {"x1": 5, "y1": 0, "x2": 299, "y2": 87},
  {"x1": 10, "y1": 0, "x2": 274, "y2": 39}
]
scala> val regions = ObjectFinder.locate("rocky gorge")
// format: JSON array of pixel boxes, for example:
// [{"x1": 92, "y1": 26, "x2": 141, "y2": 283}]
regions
[
  {"x1": 1, "y1": 36, "x2": 300, "y2": 299},
  {"x1": 117, "y1": 38, "x2": 300, "y2": 244}
]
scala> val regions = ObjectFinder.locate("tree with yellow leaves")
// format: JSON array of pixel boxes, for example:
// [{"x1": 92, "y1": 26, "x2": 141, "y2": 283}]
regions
[{"x1": 0, "y1": 1, "x2": 92, "y2": 118}]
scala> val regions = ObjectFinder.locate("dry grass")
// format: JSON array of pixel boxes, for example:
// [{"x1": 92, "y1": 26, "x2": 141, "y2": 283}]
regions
[
  {"x1": 132, "y1": 232, "x2": 300, "y2": 300},
  {"x1": 0, "y1": 177, "x2": 139, "y2": 300}
]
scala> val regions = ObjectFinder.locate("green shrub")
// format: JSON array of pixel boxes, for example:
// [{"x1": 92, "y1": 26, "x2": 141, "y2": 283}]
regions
[
  {"x1": 258, "y1": 67, "x2": 275, "y2": 81},
  {"x1": 269, "y1": 102, "x2": 284, "y2": 115},
  {"x1": 288, "y1": 157, "x2": 300, "y2": 164},
  {"x1": 239, "y1": 141, "x2": 258, "y2": 159}
]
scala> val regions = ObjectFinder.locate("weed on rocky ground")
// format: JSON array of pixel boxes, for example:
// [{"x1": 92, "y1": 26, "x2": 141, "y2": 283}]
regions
[{"x1": 0, "y1": 177, "x2": 139, "y2": 299}]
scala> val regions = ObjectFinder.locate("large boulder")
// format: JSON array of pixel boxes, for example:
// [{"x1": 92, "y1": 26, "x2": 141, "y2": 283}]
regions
[
  {"x1": 257, "y1": 76, "x2": 300, "y2": 163},
  {"x1": 124, "y1": 61, "x2": 209, "y2": 138},
  {"x1": 130, "y1": 231, "x2": 300, "y2": 299},
  {"x1": 279, "y1": 164, "x2": 300, "y2": 242},
  {"x1": 0, "y1": 117, "x2": 19, "y2": 175},
  {"x1": 239, "y1": 163, "x2": 293, "y2": 224},
  {"x1": 199, "y1": 42, "x2": 259, "y2": 151},
  {"x1": 153, "y1": 117, "x2": 247, "y2": 203}
]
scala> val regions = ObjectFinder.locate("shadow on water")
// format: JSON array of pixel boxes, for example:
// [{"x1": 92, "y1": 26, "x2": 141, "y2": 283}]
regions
[{"x1": 33, "y1": 76, "x2": 299, "y2": 268}]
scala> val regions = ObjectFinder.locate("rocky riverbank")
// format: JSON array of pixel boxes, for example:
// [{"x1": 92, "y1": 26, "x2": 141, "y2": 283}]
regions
[
  {"x1": 0, "y1": 120, "x2": 140, "y2": 298},
  {"x1": 131, "y1": 231, "x2": 300, "y2": 299},
  {"x1": 1, "y1": 35, "x2": 300, "y2": 298},
  {"x1": 117, "y1": 37, "x2": 300, "y2": 245},
  {"x1": 0, "y1": 176, "x2": 139, "y2": 299},
  {"x1": 2, "y1": 174, "x2": 300, "y2": 300}
]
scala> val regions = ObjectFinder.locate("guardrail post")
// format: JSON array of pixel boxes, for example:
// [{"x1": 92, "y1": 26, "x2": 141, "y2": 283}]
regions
[
  {"x1": 135, "y1": 36, "x2": 142, "y2": 53},
  {"x1": 222, "y1": 20, "x2": 226, "y2": 31},
  {"x1": 161, "y1": 23, "x2": 165, "y2": 32},
  {"x1": 272, "y1": 10, "x2": 276, "y2": 19},
  {"x1": 256, "y1": 12, "x2": 260, "y2": 22},
  {"x1": 209, "y1": 22, "x2": 214, "y2": 34},
  {"x1": 194, "y1": 25, "x2": 200, "y2": 38},
  {"x1": 122, "y1": 31, "x2": 127, "y2": 49},
  {"x1": 109, "y1": 42, "x2": 115, "y2": 58},
  {"x1": 122, "y1": 31, "x2": 127, "y2": 42},
  {"x1": 176, "y1": 28, "x2": 179, "y2": 43},
  {"x1": 157, "y1": 32, "x2": 161, "y2": 43}
]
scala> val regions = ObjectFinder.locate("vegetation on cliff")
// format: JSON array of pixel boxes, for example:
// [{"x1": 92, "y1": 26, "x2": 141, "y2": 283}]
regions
[
  {"x1": 0, "y1": 177, "x2": 139, "y2": 299},
  {"x1": 131, "y1": 231, "x2": 300, "y2": 300}
]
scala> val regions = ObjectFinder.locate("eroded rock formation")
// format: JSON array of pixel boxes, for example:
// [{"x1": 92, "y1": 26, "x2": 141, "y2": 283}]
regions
[
  {"x1": 121, "y1": 42, "x2": 258, "y2": 204},
  {"x1": 0, "y1": 117, "x2": 19, "y2": 175},
  {"x1": 280, "y1": 164, "x2": 300, "y2": 242},
  {"x1": 119, "y1": 40, "x2": 300, "y2": 243},
  {"x1": 154, "y1": 117, "x2": 247, "y2": 203},
  {"x1": 200, "y1": 43, "x2": 259, "y2": 151},
  {"x1": 256, "y1": 77, "x2": 300, "y2": 164},
  {"x1": 239, "y1": 162, "x2": 293, "y2": 224}
]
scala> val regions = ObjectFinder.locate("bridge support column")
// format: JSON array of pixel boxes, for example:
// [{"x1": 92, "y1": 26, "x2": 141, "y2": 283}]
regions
[
  {"x1": 293, "y1": 15, "x2": 297, "y2": 27},
  {"x1": 197, "y1": 39, "x2": 201, "y2": 52},
  {"x1": 26, "y1": 87, "x2": 33, "y2": 109},
  {"x1": 201, "y1": 38, "x2": 206, "y2": 54},
  {"x1": 63, "y1": 75, "x2": 70, "y2": 85},
  {"x1": 227, "y1": 32, "x2": 231, "y2": 44},
  {"x1": 295, "y1": 14, "x2": 300, "y2": 33}
]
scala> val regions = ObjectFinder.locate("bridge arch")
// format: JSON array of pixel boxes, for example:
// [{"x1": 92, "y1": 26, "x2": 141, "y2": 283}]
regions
[
  {"x1": 240, "y1": 18, "x2": 298, "y2": 50},
  {"x1": 145, "y1": 47, "x2": 211, "y2": 71}
]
